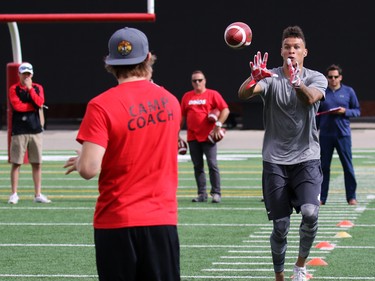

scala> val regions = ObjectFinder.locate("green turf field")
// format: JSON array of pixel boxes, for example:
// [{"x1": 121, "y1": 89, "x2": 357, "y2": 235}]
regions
[{"x1": 0, "y1": 149, "x2": 374, "y2": 280}]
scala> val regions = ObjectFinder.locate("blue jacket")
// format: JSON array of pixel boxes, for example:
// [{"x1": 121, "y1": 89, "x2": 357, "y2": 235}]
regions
[{"x1": 317, "y1": 84, "x2": 360, "y2": 137}]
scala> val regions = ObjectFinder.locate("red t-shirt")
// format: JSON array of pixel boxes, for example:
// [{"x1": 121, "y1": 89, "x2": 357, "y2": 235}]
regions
[
  {"x1": 77, "y1": 80, "x2": 181, "y2": 229},
  {"x1": 181, "y1": 88, "x2": 228, "y2": 142}
]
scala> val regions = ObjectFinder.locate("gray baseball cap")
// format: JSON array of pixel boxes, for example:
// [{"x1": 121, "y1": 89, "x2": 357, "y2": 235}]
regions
[{"x1": 105, "y1": 27, "x2": 149, "y2": 66}]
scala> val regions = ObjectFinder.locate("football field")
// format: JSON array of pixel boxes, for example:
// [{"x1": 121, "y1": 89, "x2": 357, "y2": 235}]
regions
[{"x1": 0, "y1": 144, "x2": 374, "y2": 280}]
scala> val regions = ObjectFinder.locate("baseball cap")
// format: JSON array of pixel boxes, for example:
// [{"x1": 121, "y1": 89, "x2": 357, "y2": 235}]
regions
[
  {"x1": 19, "y1": 62, "x2": 34, "y2": 74},
  {"x1": 105, "y1": 27, "x2": 149, "y2": 66}
]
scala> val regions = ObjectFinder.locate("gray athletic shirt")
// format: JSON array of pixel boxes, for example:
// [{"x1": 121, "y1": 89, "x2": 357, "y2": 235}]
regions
[{"x1": 258, "y1": 66, "x2": 327, "y2": 165}]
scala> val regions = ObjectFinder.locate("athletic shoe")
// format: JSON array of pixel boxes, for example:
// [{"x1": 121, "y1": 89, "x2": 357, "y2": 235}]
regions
[
  {"x1": 192, "y1": 195, "x2": 207, "y2": 202},
  {"x1": 212, "y1": 194, "x2": 221, "y2": 203},
  {"x1": 348, "y1": 199, "x2": 357, "y2": 205},
  {"x1": 292, "y1": 265, "x2": 307, "y2": 281},
  {"x1": 8, "y1": 193, "x2": 19, "y2": 204},
  {"x1": 34, "y1": 194, "x2": 51, "y2": 203}
]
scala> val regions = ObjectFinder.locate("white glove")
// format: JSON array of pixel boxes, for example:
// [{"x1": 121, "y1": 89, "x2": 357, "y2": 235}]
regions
[
  {"x1": 287, "y1": 58, "x2": 301, "y2": 87},
  {"x1": 246, "y1": 51, "x2": 278, "y2": 89}
]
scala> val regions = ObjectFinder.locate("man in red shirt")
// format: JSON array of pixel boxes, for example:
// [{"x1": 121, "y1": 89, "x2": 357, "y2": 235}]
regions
[
  {"x1": 64, "y1": 27, "x2": 181, "y2": 281},
  {"x1": 8, "y1": 62, "x2": 51, "y2": 204},
  {"x1": 180, "y1": 70, "x2": 230, "y2": 203}
]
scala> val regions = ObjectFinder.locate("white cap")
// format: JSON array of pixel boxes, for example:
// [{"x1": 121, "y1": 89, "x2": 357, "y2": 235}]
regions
[{"x1": 19, "y1": 62, "x2": 33, "y2": 74}]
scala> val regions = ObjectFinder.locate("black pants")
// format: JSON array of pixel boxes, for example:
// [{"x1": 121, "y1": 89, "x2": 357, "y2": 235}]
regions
[
  {"x1": 188, "y1": 140, "x2": 221, "y2": 196},
  {"x1": 95, "y1": 225, "x2": 180, "y2": 281}
]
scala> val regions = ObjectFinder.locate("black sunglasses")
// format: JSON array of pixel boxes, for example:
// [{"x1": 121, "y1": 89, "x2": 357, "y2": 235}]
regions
[
  {"x1": 192, "y1": 79, "x2": 204, "y2": 83},
  {"x1": 327, "y1": 75, "x2": 340, "y2": 79}
]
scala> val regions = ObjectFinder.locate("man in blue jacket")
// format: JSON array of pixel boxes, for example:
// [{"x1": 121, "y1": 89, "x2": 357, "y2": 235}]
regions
[{"x1": 317, "y1": 64, "x2": 360, "y2": 205}]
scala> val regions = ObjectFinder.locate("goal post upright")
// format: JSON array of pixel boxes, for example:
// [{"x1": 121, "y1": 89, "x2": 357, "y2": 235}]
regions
[
  {"x1": 147, "y1": 0, "x2": 155, "y2": 14},
  {"x1": 7, "y1": 22, "x2": 22, "y2": 63},
  {"x1": 2, "y1": 0, "x2": 155, "y2": 162}
]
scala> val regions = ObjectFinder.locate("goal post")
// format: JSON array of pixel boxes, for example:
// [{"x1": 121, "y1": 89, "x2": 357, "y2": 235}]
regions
[{"x1": 0, "y1": 13, "x2": 156, "y2": 23}]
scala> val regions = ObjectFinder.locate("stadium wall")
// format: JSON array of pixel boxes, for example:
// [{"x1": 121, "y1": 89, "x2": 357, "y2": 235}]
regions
[{"x1": 1, "y1": 0, "x2": 374, "y2": 129}]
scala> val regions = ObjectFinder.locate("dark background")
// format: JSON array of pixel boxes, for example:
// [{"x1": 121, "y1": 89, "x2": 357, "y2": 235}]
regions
[{"x1": 1, "y1": 0, "x2": 374, "y2": 129}]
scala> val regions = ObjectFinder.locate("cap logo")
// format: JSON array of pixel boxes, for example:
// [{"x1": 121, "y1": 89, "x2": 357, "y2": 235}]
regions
[
  {"x1": 19, "y1": 65, "x2": 33, "y2": 72},
  {"x1": 117, "y1": 40, "x2": 132, "y2": 56}
]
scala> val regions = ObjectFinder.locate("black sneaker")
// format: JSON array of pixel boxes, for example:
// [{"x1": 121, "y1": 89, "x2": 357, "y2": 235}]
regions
[{"x1": 192, "y1": 195, "x2": 207, "y2": 202}]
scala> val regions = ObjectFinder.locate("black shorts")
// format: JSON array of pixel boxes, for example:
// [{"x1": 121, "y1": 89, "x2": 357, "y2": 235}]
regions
[
  {"x1": 94, "y1": 225, "x2": 180, "y2": 281},
  {"x1": 262, "y1": 160, "x2": 322, "y2": 220}
]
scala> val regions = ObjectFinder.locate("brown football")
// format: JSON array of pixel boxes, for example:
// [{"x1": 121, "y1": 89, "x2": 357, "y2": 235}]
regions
[
  {"x1": 208, "y1": 108, "x2": 220, "y2": 123},
  {"x1": 207, "y1": 128, "x2": 226, "y2": 144},
  {"x1": 178, "y1": 139, "x2": 188, "y2": 155}
]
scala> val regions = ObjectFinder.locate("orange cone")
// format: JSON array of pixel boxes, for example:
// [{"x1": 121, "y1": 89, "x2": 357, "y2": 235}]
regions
[
  {"x1": 306, "y1": 257, "x2": 328, "y2": 266},
  {"x1": 315, "y1": 241, "x2": 335, "y2": 250},
  {"x1": 334, "y1": 231, "x2": 352, "y2": 238},
  {"x1": 337, "y1": 220, "x2": 354, "y2": 227}
]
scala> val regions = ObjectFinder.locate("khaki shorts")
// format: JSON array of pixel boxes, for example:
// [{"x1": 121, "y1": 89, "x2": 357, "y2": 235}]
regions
[{"x1": 10, "y1": 133, "x2": 43, "y2": 164}]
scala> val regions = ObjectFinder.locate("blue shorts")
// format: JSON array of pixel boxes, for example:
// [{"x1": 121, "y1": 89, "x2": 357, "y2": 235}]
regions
[{"x1": 262, "y1": 160, "x2": 322, "y2": 220}]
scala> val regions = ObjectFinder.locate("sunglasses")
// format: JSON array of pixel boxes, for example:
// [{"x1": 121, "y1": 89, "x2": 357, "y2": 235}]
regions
[
  {"x1": 192, "y1": 79, "x2": 204, "y2": 83},
  {"x1": 327, "y1": 75, "x2": 340, "y2": 79}
]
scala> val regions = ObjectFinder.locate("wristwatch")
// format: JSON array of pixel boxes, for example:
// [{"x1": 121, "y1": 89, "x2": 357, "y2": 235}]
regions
[{"x1": 215, "y1": 121, "x2": 222, "y2": 127}]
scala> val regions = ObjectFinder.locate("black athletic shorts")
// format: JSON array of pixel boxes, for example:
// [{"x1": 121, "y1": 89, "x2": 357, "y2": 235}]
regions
[
  {"x1": 94, "y1": 225, "x2": 180, "y2": 281},
  {"x1": 262, "y1": 159, "x2": 322, "y2": 220}
]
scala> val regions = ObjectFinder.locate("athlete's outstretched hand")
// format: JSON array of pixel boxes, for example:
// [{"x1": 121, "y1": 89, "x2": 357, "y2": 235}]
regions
[
  {"x1": 287, "y1": 58, "x2": 301, "y2": 87},
  {"x1": 246, "y1": 51, "x2": 278, "y2": 89}
]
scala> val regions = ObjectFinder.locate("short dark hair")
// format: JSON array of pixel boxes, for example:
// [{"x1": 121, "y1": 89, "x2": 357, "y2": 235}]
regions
[
  {"x1": 282, "y1": 26, "x2": 306, "y2": 46},
  {"x1": 192, "y1": 70, "x2": 205, "y2": 76},
  {"x1": 326, "y1": 64, "x2": 342, "y2": 75}
]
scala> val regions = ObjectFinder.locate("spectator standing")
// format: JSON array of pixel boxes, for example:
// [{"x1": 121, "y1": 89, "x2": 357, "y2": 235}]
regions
[
  {"x1": 180, "y1": 70, "x2": 230, "y2": 203},
  {"x1": 8, "y1": 62, "x2": 51, "y2": 204},
  {"x1": 317, "y1": 64, "x2": 360, "y2": 205},
  {"x1": 238, "y1": 26, "x2": 327, "y2": 281},
  {"x1": 64, "y1": 27, "x2": 181, "y2": 281}
]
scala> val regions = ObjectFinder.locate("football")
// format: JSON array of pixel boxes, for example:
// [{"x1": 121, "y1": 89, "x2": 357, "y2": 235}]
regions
[
  {"x1": 207, "y1": 128, "x2": 226, "y2": 144},
  {"x1": 208, "y1": 108, "x2": 220, "y2": 123},
  {"x1": 224, "y1": 22, "x2": 252, "y2": 49},
  {"x1": 178, "y1": 139, "x2": 188, "y2": 155}
]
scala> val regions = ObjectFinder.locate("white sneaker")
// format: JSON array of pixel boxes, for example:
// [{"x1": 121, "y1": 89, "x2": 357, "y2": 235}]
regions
[
  {"x1": 212, "y1": 194, "x2": 221, "y2": 203},
  {"x1": 8, "y1": 193, "x2": 19, "y2": 204},
  {"x1": 34, "y1": 194, "x2": 51, "y2": 203},
  {"x1": 292, "y1": 265, "x2": 307, "y2": 281}
]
